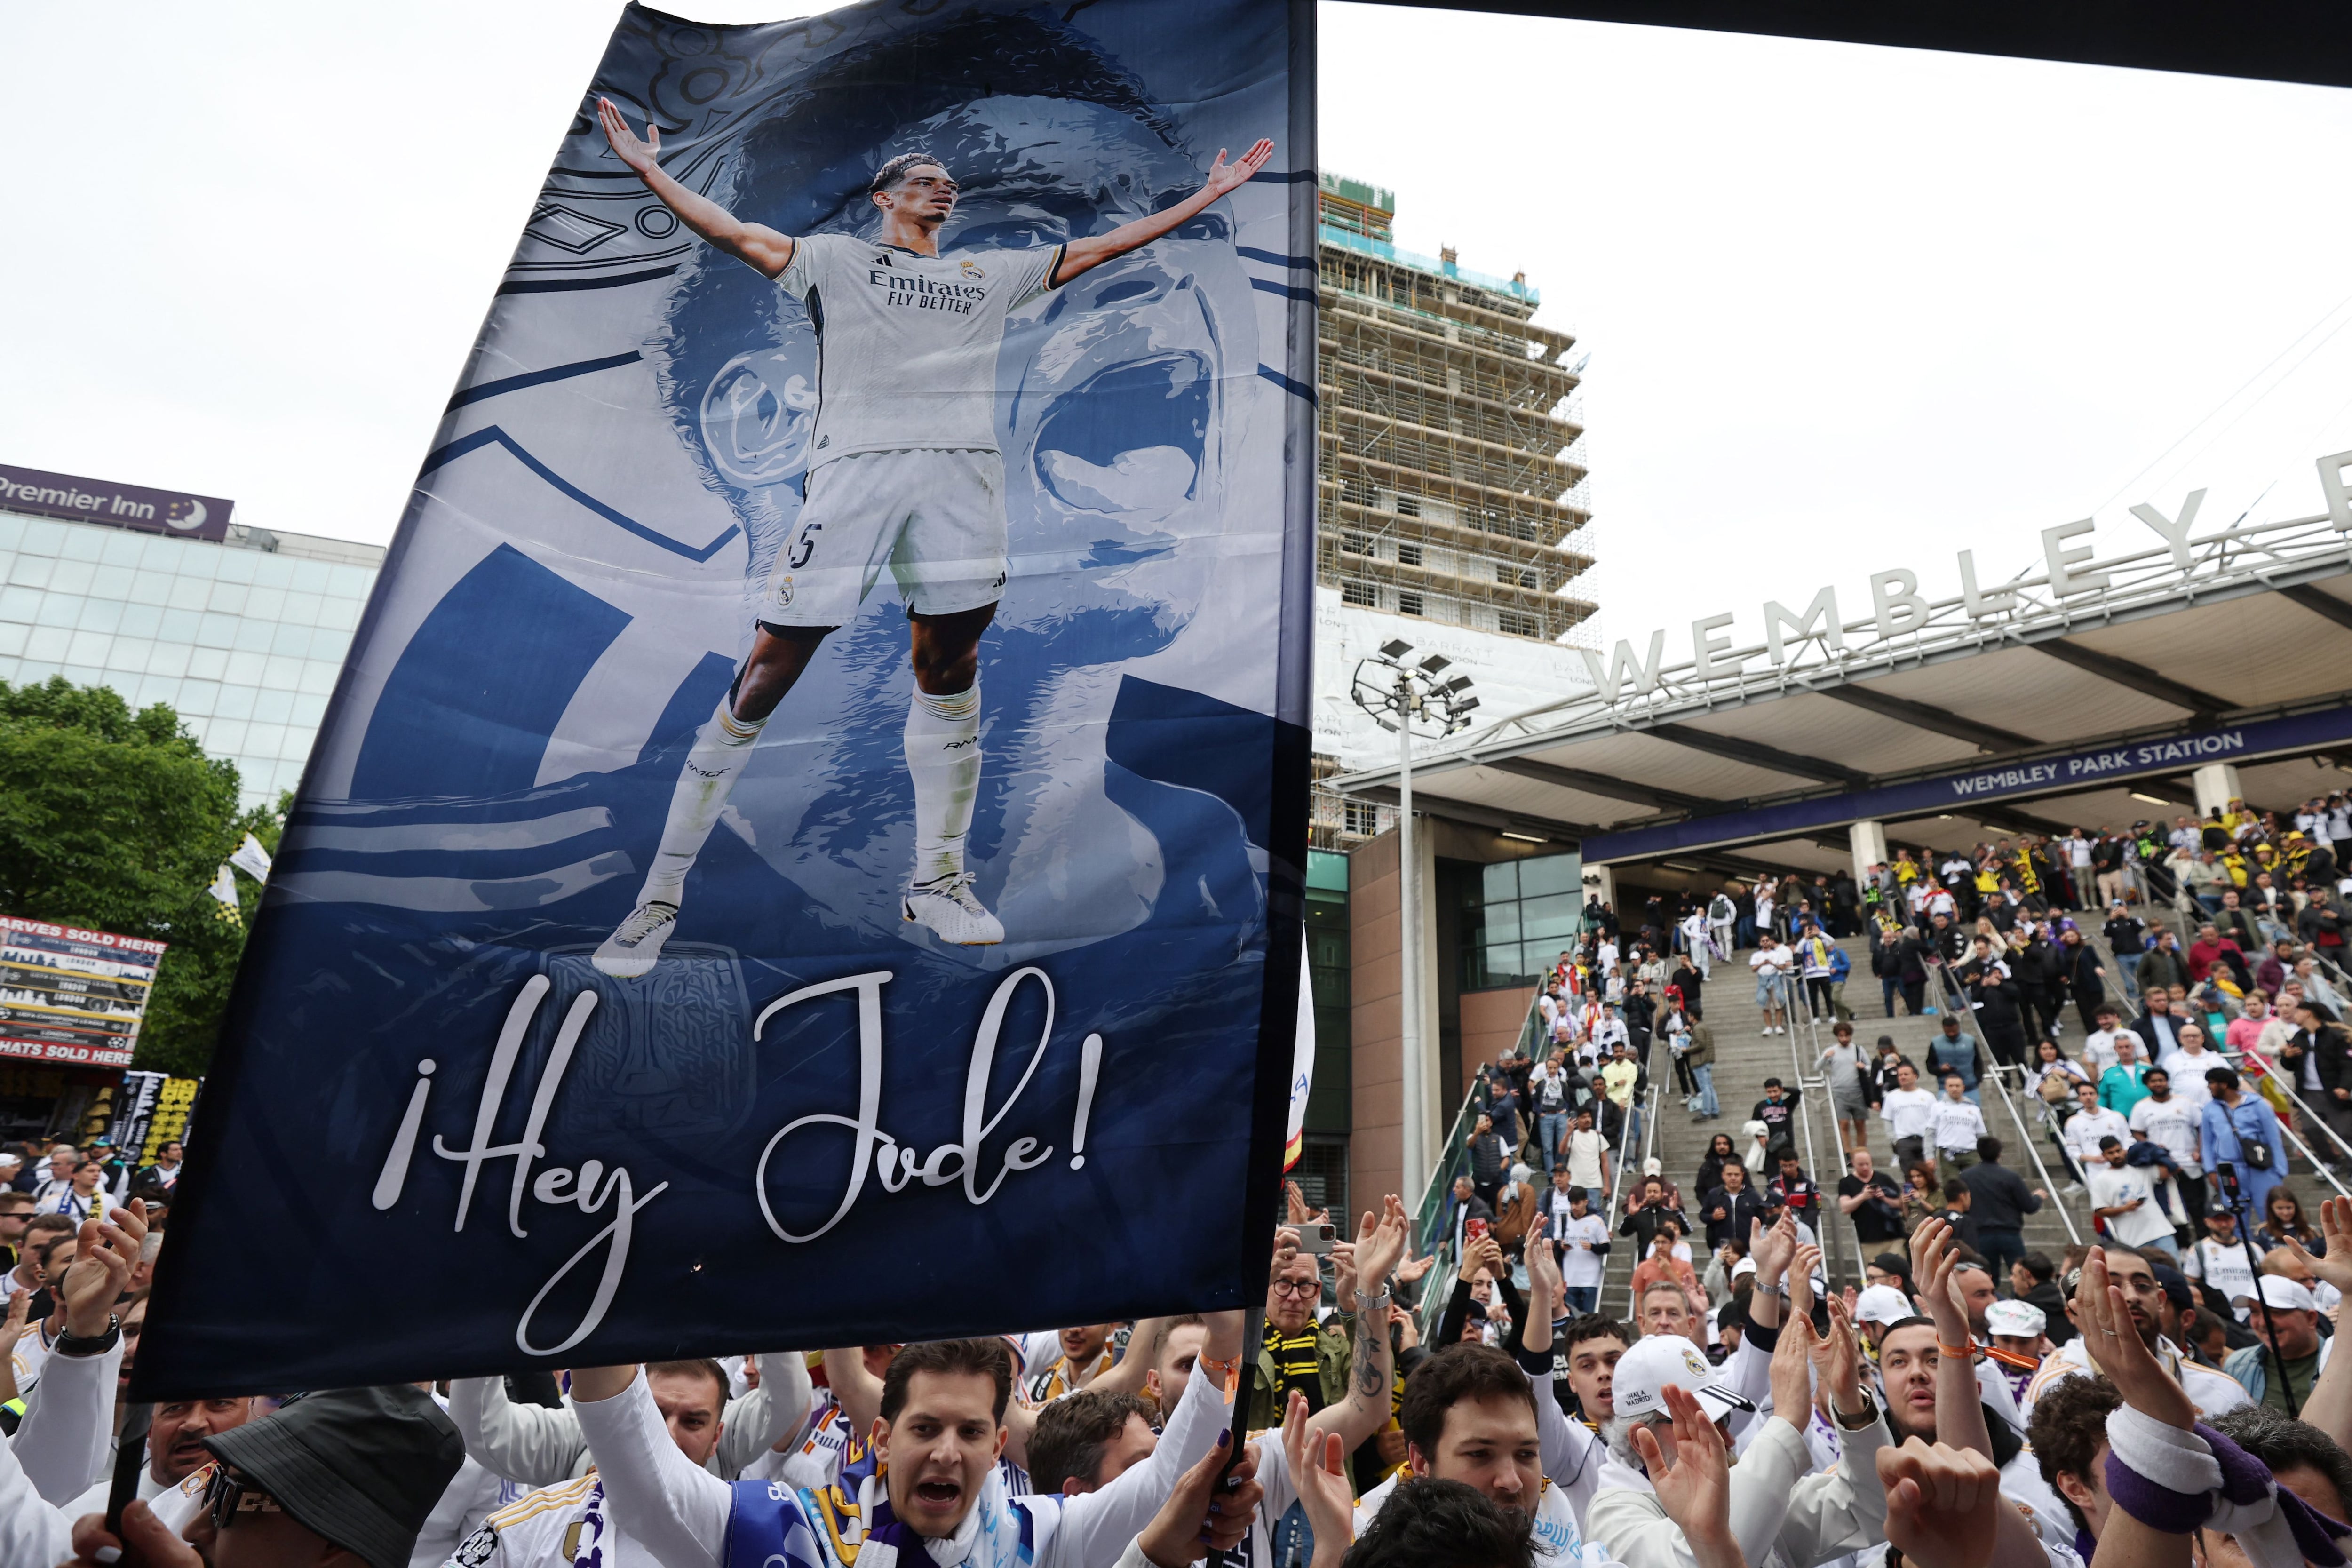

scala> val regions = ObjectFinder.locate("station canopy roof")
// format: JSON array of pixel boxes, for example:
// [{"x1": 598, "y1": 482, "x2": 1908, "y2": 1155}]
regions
[{"x1": 1329, "y1": 502, "x2": 2352, "y2": 876}]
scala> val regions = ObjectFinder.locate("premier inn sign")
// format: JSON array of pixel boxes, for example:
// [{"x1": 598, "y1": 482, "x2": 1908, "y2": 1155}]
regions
[{"x1": 0, "y1": 462, "x2": 232, "y2": 542}]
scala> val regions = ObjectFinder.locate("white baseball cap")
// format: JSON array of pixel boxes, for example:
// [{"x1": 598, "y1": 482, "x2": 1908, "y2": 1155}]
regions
[
  {"x1": 1985, "y1": 1299, "x2": 2047, "y2": 1337},
  {"x1": 1855, "y1": 1285, "x2": 1914, "y2": 1326},
  {"x1": 1610, "y1": 1334, "x2": 1757, "y2": 1423},
  {"x1": 1731, "y1": 1256, "x2": 1758, "y2": 1280},
  {"x1": 2238, "y1": 1276, "x2": 2320, "y2": 1313}
]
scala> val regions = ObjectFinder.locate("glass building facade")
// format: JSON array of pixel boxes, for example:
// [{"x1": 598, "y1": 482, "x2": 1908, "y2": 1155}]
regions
[
  {"x1": 0, "y1": 506, "x2": 384, "y2": 807},
  {"x1": 1458, "y1": 850, "x2": 1584, "y2": 989}
]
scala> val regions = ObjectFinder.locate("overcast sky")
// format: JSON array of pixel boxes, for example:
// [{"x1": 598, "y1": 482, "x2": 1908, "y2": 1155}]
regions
[{"x1": 5, "y1": 2, "x2": 2349, "y2": 653}]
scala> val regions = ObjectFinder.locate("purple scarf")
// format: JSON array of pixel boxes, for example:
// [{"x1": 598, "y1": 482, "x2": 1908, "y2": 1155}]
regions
[{"x1": 2104, "y1": 1419, "x2": 2352, "y2": 1566}]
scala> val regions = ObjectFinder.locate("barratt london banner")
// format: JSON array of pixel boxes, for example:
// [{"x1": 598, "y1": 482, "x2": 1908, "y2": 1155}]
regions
[{"x1": 140, "y1": 0, "x2": 1314, "y2": 1395}]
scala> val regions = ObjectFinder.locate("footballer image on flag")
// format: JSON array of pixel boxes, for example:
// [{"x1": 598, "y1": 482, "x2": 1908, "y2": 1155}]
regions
[{"x1": 140, "y1": 0, "x2": 1315, "y2": 1393}]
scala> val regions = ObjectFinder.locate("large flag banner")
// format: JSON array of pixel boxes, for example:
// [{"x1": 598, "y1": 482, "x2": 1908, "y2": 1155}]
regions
[{"x1": 140, "y1": 0, "x2": 1314, "y2": 1395}]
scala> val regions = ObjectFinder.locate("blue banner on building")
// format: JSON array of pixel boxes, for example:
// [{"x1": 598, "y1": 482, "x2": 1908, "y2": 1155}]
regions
[
  {"x1": 1582, "y1": 703, "x2": 2352, "y2": 864},
  {"x1": 139, "y1": 0, "x2": 1315, "y2": 1395}
]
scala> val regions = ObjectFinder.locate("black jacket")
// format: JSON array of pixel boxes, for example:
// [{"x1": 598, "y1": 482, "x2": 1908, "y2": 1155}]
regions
[
  {"x1": 1468, "y1": 1132, "x2": 1510, "y2": 1186},
  {"x1": 2310, "y1": 1024, "x2": 2352, "y2": 1099},
  {"x1": 1958, "y1": 1160, "x2": 2043, "y2": 1232},
  {"x1": 1618, "y1": 1199, "x2": 1685, "y2": 1257},
  {"x1": 1698, "y1": 1185, "x2": 1767, "y2": 1249},
  {"x1": 1753, "y1": 1092, "x2": 1803, "y2": 1150},
  {"x1": 2057, "y1": 940, "x2": 2106, "y2": 1003}
]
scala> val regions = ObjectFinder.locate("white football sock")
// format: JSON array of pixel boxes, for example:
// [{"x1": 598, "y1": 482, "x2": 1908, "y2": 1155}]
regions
[
  {"x1": 906, "y1": 681, "x2": 981, "y2": 886},
  {"x1": 639, "y1": 694, "x2": 766, "y2": 907}
]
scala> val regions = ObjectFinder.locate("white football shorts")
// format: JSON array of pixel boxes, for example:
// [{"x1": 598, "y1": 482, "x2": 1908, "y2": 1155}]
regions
[{"x1": 761, "y1": 447, "x2": 1009, "y2": 628}]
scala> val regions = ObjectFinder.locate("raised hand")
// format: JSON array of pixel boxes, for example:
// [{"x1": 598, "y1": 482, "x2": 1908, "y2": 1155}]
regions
[
  {"x1": 1788, "y1": 1242, "x2": 1822, "y2": 1323},
  {"x1": 1876, "y1": 1438, "x2": 2003, "y2": 1568},
  {"x1": 595, "y1": 97, "x2": 661, "y2": 175},
  {"x1": 1526, "y1": 1231, "x2": 1562, "y2": 1298},
  {"x1": 2078, "y1": 1247, "x2": 2194, "y2": 1430},
  {"x1": 0, "y1": 1281, "x2": 28, "y2": 1348},
  {"x1": 1201, "y1": 139, "x2": 1276, "y2": 200},
  {"x1": 1330, "y1": 1236, "x2": 1359, "y2": 1306},
  {"x1": 1293, "y1": 1427, "x2": 1357, "y2": 1567},
  {"x1": 1752, "y1": 1210, "x2": 1798, "y2": 1286},
  {"x1": 2288, "y1": 1195, "x2": 2352, "y2": 1297},
  {"x1": 67, "y1": 1498, "x2": 203, "y2": 1568},
  {"x1": 1136, "y1": 1428, "x2": 1263, "y2": 1566},
  {"x1": 1630, "y1": 1385, "x2": 1741, "y2": 1568},
  {"x1": 61, "y1": 1198, "x2": 146, "y2": 1338},
  {"x1": 1355, "y1": 1195, "x2": 1411, "y2": 1293},
  {"x1": 1772, "y1": 1301, "x2": 1820, "y2": 1431},
  {"x1": 1818, "y1": 1295, "x2": 1867, "y2": 1413},
  {"x1": 1910, "y1": 1217, "x2": 1971, "y2": 1344},
  {"x1": 1396, "y1": 1243, "x2": 1437, "y2": 1286}
]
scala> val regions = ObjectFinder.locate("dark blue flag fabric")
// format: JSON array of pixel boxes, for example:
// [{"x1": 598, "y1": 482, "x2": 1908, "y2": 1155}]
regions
[{"x1": 137, "y1": 0, "x2": 1315, "y2": 1396}]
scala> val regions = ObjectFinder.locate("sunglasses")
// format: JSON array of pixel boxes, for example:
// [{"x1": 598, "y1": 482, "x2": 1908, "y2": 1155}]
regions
[{"x1": 205, "y1": 1467, "x2": 284, "y2": 1529}]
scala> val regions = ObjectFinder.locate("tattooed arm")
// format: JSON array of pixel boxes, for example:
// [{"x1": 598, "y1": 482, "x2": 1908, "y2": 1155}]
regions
[{"x1": 1308, "y1": 1196, "x2": 1406, "y2": 1450}]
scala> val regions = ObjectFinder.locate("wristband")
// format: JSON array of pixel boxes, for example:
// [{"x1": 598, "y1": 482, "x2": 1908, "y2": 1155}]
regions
[
  {"x1": 55, "y1": 1314, "x2": 121, "y2": 1357},
  {"x1": 1937, "y1": 1337, "x2": 1977, "y2": 1361},
  {"x1": 1198, "y1": 1352, "x2": 1242, "y2": 1401},
  {"x1": 1832, "y1": 1393, "x2": 1879, "y2": 1431}
]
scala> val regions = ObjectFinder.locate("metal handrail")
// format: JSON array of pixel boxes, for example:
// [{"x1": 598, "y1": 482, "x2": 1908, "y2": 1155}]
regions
[
  {"x1": 1620, "y1": 1039, "x2": 1667, "y2": 1317},
  {"x1": 1931, "y1": 960, "x2": 2083, "y2": 1245},
  {"x1": 1780, "y1": 942, "x2": 1852, "y2": 1288},
  {"x1": 1408, "y1": 1077, "x2": 1489, "y2": 1349}
]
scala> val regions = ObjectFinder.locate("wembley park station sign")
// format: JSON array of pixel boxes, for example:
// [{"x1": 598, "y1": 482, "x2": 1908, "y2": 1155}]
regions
[{"x1": 1581, "y1": 706, "x2": 2352, "y2": 862}]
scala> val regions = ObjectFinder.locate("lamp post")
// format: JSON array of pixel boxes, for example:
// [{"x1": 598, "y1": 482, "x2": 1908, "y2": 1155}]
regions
[{"x1": 1351, "y1": 639, "x2": 1479, "y2": 1199}]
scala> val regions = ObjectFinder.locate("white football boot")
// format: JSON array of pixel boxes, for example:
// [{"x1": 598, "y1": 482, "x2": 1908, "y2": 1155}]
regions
[
  {"x1": 592, "y1": 900, "x2": 679, "y2": 978},
  {"x1": 902, "y1": 873, "x2": 1003, "y2": 945}
]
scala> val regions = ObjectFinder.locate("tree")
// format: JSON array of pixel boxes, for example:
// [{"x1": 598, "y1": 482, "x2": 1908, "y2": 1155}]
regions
[{"x1": 0, "y1": 677, "x2": 280, "y2": 1075}]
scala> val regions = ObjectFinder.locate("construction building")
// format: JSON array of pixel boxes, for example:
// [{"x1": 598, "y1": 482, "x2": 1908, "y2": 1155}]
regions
[
  {"x1": 1314, "y1": 174, "x2": 1594, "y2": 642},
  {"x1": 1310, "y1": 174, "x2": 1596, "y2": 853}
]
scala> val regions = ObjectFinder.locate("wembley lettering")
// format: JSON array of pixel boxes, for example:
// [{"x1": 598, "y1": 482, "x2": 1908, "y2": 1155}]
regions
[{"x1": 1948, "y1": 764, "x2": 2059, "y2": 797}]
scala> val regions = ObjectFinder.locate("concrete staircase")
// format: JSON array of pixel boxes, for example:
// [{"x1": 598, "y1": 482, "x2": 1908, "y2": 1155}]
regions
[{"x1": 1596, "y1": 931, "x2": 2094, "y2": 1314}]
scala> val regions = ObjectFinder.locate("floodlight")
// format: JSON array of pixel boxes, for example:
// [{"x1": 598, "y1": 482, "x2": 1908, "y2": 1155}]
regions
[
  {"x1": 1379, "y1": 638, "x2": 1414, "y2": 659},
  {"x1": 1418, "y1": 654, "x2": 1452, "y2": 675}
]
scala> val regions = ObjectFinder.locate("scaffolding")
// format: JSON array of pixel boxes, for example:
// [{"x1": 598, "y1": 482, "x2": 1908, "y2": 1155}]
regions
[{"x1": 1315, "y1": 177, "x2": 1596, "y2": 645}]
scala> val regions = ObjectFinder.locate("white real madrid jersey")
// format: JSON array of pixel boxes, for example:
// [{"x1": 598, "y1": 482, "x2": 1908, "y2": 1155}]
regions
[{"x1": 775, "y1": 233, "x2": 1064, "y2": 468}]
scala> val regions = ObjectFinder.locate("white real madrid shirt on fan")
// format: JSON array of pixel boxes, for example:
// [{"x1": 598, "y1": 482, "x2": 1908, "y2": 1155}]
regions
[
  {"x1": 569, "y1": 1355, "x2": 1226, "y2": 1568},
  {"x1": 2184, "y1": 1233, "x2": 2260, "y2": 1308}
]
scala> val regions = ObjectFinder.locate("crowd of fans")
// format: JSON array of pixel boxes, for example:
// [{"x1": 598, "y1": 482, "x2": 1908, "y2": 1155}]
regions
[
  {"x1": 10, "y1": 807, "x2": 2352, "y2": 1567},
  {"x1": 9, "y1": 1160, "x2": 2352, "y2": 1568}
]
